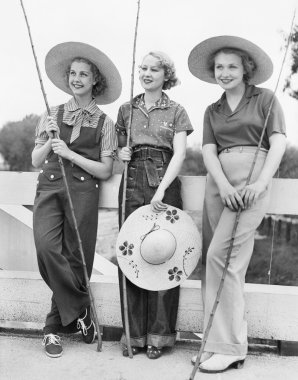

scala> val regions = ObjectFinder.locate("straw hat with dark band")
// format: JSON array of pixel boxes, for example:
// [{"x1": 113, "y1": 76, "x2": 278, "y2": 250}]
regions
[
  {"x1": 188, "y1": 35, "x2": 273, "y2": 85},
  {"x1": 45, "y1": 41, "x2": 122, "y2": 104},
  {"x1": 116, "y1": 205, "x2": 201, "y2": 291}
]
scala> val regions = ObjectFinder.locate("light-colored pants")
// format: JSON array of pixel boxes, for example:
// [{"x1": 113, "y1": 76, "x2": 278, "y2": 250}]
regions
[{"x1": 202, "y1": 146, "x2": 271, "y2": 356}]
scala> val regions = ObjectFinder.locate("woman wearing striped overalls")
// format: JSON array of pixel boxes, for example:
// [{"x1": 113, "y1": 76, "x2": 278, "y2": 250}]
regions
[
  {"x1": 188, "y1": 36, "x2": 286, "y2": 373},
  {"x1": 32, "y1": 42, "x2": 121, "y2": 358}
]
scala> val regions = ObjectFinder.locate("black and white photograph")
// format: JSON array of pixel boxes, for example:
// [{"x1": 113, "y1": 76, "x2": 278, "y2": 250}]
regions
[{"x1": 0, "y1": 1, "x2": 298, "y2": 379}]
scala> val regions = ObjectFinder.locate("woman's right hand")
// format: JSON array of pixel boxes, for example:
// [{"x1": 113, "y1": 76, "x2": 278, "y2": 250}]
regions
[
  {"x1": 119, "y1": 147, "x2": 132, "y2": 162},
  {"x1": 46, "y1": 117, "x2": 60, "y2": 139},
  {"x1": 219, "y1": 182, "x2": 245, "y2": 212}
]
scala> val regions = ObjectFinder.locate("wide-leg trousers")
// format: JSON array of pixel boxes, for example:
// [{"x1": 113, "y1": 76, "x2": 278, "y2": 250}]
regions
[
  {"x1": 201, "y1": 147, "x2": 271, "y2": 355},
  {"x1": 118, "y1": 151, "x2": 182, "y2": 348},
  {"x1": 33, "y1": 162, "x2": 99, "y2": 333}
]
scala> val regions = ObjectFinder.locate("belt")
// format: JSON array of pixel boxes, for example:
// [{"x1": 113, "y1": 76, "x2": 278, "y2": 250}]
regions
[{"x1": 131, "y1": 146, "x2": 173, "y2": 163}]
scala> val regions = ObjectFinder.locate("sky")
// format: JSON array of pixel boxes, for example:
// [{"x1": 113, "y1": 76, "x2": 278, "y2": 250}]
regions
[{"x1": 2, "y1": 0, "x2": 298, "y2": 146}]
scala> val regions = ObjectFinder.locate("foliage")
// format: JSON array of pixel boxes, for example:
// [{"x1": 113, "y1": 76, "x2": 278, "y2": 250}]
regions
[
  {"x1": 284, "y1": 24, "x2": 298, "y2": 99},
  {"x1": 279, "y1": 143, "x2": 298, "y2": 178},
  {"x1": 0, "y1": 115, "x2": 38, "y2": 171},
  {"x1": 247, "y1": 232, "x2": 298, "y2": 286},
  {"x1": 180, "y1": 144, "x2": 207, "y2": 175}
]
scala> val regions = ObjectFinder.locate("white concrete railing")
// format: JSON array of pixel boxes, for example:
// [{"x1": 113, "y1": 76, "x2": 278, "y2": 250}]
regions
[{"x1": 0, "y1": 171, "x2": 298, "y2": 341}]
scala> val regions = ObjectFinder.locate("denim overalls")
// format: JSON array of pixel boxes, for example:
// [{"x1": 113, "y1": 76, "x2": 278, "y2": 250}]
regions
[
  {"x1": 118, "y1": 145, "x2": 182, "y2": 348},
  {"x1": 33, "y1": 104, "x2": 105, "y2": 333}
]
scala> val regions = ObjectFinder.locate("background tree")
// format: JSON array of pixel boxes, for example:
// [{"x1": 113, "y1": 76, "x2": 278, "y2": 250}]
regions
[
  {"x1": 0, "y1": 114, "x2": 38, "y2": 171},
  {"x1": 279, "y1": 144, "x2": 298, "y2": 178},
  {"x1": 180, "y1": 144, "x2": 207, "y2": 176},
  {"x1": 284, "y1": 23, "x2": 298, "y2": 99}
]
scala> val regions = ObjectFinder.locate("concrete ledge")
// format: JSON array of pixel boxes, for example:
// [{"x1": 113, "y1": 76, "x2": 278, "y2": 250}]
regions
[{"x1": 1, "y1": 271, "x2": 298, "y2": 341}]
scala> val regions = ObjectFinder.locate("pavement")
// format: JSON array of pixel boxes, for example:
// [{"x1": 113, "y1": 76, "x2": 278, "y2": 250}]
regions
[{"x1": 1, "y1": 333, "x2": 298, "y2": 380}]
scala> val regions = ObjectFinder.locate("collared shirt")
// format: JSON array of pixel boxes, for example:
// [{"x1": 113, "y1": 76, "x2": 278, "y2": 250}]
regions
[
  {"x1": 203, "y1": 85, "x2": 286, "y2": 152},
  {"x1": 35, "y1": 97, "x2": 117, "y2": 158},
  {"x1": 116, "y1": 92, "x2": 193, "y2": 150}
]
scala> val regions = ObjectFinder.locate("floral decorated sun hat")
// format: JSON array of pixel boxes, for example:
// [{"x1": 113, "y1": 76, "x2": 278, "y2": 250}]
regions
[{"x1": 116, "y1": 205, "x2": 201, "y2": 291}]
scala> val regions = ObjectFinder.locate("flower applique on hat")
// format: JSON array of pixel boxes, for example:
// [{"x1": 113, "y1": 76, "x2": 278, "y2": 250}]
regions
[{"x1": 117, "y1": 205, "x2": 201, "y2": 291}]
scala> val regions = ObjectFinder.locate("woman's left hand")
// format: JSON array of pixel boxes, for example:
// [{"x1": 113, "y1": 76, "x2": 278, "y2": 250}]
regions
[
  {"x1": 51, "y1": 138, "x2": 71, "y2": 159},
  {"x1": 150, "y1": 189, "x2": 168, "y2": 213},
  {"x1": 241, "y1": 180, "x2": 267, "y2": 209}
]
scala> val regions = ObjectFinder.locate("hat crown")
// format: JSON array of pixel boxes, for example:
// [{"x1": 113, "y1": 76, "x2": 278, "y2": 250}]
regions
[
  {"x1": 140, "y1": 229, "x2": 176, "y2": 265},
  {"x1": 116, "y1": 205, "x2": 201, "y2": 291}
]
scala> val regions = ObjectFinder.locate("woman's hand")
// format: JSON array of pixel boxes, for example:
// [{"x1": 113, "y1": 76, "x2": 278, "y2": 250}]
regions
[
  {"x1": 119, "y1": 147, "x2": 132, "y2": 162},
  {"x1": 219, "y1": 182, "x2": 244, "y2": 212},
  {"x1": 241, "y1": 180, "x2": 267, "y2": 209},
  {"x1": 51, "y1": 139, "x2": 71, "y2": 160},
  {"x1": 46, "y1": 117, "x2": 60, "y2": 138},
  {"x1": 150, "y1": 188, "x2": 168, "y2": 213}
]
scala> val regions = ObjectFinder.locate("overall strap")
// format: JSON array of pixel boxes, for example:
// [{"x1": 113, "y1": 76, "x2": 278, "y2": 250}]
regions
[
  {"x1": 95, "y1": 113, "x2": 106, "y2": 144},
  {"x1": 56, "y1": 104, "x2": 65, "y2": 128}
]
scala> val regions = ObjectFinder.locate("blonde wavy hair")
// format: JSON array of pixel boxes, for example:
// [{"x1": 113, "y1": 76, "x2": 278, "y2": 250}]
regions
[{"x1": 143, "y1": 51, "x2": 181, "y2": 90}]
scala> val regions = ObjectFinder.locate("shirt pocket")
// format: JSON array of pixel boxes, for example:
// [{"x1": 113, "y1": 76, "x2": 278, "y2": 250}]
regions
[{"x1": 158, "y1": 121, "x2": 174, "y2": 141}]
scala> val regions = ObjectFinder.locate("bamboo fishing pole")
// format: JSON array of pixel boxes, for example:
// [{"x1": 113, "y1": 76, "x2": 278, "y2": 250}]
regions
[
  {"x1": 20, "y1": 0, "x2": 103, "y2": 351},
  {"x1": 120, "y1": 0, "x2": 141, "y2": 359},
  {"x1": 189, "y1": 10, "x2": 296, "y2": 379}
]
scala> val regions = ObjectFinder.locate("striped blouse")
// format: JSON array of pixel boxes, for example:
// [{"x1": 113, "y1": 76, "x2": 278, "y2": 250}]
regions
[{"x1": 35, "y1": 97, "x2": 117, "y2": 158}]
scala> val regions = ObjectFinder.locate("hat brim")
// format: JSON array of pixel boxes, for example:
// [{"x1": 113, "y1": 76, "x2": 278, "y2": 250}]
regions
[
  {"x1": 116, "y1": 205, "x2": 201, "y2": 291},
  {"x1": 45, "y1": 42, "x2": 122, "y2": 105},
  {"x1": 188, "y1": 35, "x2": 273, "y2": 85}
]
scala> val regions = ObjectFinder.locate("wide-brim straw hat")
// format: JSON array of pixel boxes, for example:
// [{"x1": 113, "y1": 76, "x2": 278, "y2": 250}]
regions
[
  {"x1": 45, "y1": 41, "x2": 122, "y2": 104},
  {"x1": 188, "y1": 35, "x2": 273, "y2": 85},
  {"x1": 116, "y1": 205, "x2": 201, "y2": 291}
]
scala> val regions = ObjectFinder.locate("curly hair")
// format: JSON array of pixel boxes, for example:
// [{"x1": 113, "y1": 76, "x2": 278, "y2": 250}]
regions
[
  {"x1": 66, "y1": 57, "x2": 107, "y2": 97},
  {"x1": 208, "y1": 48, "x2": 257, "y2": 84},
  {"x1": 143, "y1": 51, "x2": 181, "y2": 90}
]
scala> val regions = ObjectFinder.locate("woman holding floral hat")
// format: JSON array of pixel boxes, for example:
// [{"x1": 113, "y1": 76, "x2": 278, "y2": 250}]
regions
[{"x1": 117, "y1": 51, "x2": 193, "y2": 359}]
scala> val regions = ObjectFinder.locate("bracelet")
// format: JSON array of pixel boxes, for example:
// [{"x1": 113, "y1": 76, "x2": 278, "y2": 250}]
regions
[{"x1": 70, "y1": 154, "x2": 75, "y2": 164}]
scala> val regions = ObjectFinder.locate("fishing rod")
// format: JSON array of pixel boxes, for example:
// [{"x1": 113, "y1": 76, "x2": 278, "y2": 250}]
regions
[
  {"x1": 120, "y1": 0, "x2": 142, "y2": 359},
  {"x1": 189, "y1": 9, "x2": 296, "y2": 379},
  {"x1": 20, "y1": 0, "x2": 103, "y2": 351}
]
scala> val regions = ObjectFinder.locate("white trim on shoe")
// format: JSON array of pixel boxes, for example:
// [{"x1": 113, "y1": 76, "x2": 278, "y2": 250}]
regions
[
  {"x1": 77, "y1": 309, "x2": 96, "y2": 344},
  {"x1": 42, "y1": 334, "x2": 63, "y2": 358}
]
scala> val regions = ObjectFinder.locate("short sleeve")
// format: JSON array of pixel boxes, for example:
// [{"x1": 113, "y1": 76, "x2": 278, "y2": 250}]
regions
[
  {"x1": 202, "y1": 107, "x2": 217, "y2": 146},
  {"x1": 115, "y1": 106, "x2": 127, "y2": 136},
  {"x1": 100, "y1": 116, "x2": 118, "y2": 159},
  {"x1": 35, "y1": 106, "x2": 59, "y2": 145},
  {"x1": 174, "y1": 105, "x2": 193, "y2": 135},
  {"x1": 264, "y1": 93, "x2": 286, "y2": 137}
]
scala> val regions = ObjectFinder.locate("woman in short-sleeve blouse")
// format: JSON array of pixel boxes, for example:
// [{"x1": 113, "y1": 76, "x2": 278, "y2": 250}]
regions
[
  {"x1": 116, "y1": 51, "x2": 193, "y2": 359},
  {"x1": 188, "y1": 36, "x2": 286, "y2": 373}
]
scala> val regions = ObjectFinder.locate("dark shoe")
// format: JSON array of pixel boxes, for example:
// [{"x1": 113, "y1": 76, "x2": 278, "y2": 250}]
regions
[
  {"x1": 77, "y1": 306, "x2": 96, "y2": 344},
  {"x1": 146, "y1": 345, "x2": 162, "y2": 359},
  {"x1": 122, "y1": 346, "x2": 141, "y2": 357},
  {"x1": 199, "y1": 354, "x2": 245, "y2": 373},
  {"x1": 42, "y1": 334, "x2": 62, "y2": 358}
]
